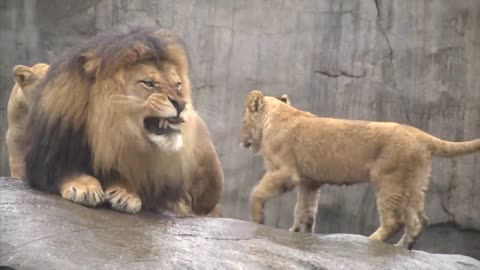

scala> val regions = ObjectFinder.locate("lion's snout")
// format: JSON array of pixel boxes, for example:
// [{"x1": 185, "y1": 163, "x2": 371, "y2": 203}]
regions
[{"x1": 168, "y1": 97, "x2": 186, "y2": 115}]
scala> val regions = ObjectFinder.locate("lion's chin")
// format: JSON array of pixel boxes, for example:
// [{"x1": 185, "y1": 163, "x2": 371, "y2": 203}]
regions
[{"x1": 148, "y1": 133, "x2": 183, "y2": 151}]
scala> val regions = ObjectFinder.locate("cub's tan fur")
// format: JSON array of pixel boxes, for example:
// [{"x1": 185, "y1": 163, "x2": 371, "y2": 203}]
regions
[
  {"x1": 6, "y1": 63, "x2": 49, "y2": 178},
  {"x1": 241, "y1": 89, "x2": 480, "y2": 249},
  {"x1": 24, "y1": 28, "x2": 223, "y2": 217}
]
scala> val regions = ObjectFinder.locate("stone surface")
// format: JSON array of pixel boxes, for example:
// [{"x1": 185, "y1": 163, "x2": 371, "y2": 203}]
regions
[
  {"x1": 1, "y1": 178, "x2": 479, "y2": 270},
  {"x1": 0, "y1": 0, "x2": 480, "y2": 258}
]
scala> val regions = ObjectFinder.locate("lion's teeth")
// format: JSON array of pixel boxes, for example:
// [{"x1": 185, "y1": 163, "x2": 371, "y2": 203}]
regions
[{"x1": 158, "y1": 119, "x2": 164, "y2": 128}]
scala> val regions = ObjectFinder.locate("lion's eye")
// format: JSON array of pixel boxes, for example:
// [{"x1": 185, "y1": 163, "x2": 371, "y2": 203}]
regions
[
  {"x1": 176, "y1": 81, "x2": 182, "y2": 92},
  {"x1": 140, "y1": 80, "x2": 156, "y2": 89}
]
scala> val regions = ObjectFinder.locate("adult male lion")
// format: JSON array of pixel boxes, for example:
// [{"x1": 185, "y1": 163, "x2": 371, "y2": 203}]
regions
[
  {"x1": 6, "y1": 63, "x2": 49, "y2": 178},
  {"x1": 24, "y1": 27, "x2": 224, "y2": 217},
  {"x1": 241, "y1": 90, "x2": 480, "y2": 249}
]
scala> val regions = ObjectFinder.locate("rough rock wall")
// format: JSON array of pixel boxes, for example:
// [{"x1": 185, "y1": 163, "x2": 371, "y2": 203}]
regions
[{"x1": 0, "y1": 0, "x2": 479, "y2": 257}]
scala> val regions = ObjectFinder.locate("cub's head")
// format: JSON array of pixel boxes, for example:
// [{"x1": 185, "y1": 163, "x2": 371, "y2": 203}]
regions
[
  {"x1": 242, "y1": 91, "x2": 292, "y2": 152},
  {"x1": 13, "y1": 63, "x2": 49, "y2": 103},
  {"x1": 242, "y1": 90, "x2": 267, "y2": 152}
]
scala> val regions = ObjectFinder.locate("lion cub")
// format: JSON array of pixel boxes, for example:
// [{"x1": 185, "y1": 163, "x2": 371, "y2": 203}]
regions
[
  {"x1": 6, "y1": 63, "x2": 49, "y2": 178},
  {"x1": 241, "y1": 89, "x2": 480, "y2": 249}
]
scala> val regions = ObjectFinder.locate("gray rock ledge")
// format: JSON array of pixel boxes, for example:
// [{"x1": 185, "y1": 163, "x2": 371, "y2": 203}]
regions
[{"x1": 1, "y1": 178, "x2": 479, "y2": 270}]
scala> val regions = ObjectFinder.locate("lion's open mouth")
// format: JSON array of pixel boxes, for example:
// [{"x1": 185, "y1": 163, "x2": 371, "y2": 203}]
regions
[{"x1": 144, "y1": 117, "x2": 184, "y2": 135}]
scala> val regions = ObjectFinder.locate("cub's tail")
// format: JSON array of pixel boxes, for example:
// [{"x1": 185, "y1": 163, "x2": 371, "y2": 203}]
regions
[{"x1": 416, "y1": 130, "x2": 480, "y2": 157}]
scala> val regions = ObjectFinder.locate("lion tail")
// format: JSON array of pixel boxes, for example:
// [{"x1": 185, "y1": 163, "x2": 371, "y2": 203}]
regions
[{"x1": 417, "y1": 131, "x2": 480, "y2": 157}]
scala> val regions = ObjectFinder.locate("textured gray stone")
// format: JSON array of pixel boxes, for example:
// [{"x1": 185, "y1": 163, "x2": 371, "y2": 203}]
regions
[
  {"x1": 0, "y1": 0, "x2": 479, "y2": 259},
  {"x1": 1, "y1": 177, "x2": 480, "y2": 270}
]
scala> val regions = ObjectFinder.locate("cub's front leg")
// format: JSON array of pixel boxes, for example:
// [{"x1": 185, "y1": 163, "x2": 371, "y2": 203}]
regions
[{"x1": 249, "y1": 169, "x2": 296, "y2": 224}]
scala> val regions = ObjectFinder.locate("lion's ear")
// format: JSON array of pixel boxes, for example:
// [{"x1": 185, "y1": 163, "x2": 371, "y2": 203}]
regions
[
  {"x1": 80, "y1": 50, "x2": 101, "y2": 78},
  {"x1": 13, "y1": 65, "x2": 34, "y2": 88},
  {"x1": 279, "y1": 94, "x2": 290, "y2": 105},
  {"x1": 247, "y1": 90, "x2": 265, "y2": 113},
  {"x1": 122, "y1": 43, "x2": 147, "y2": 66}
]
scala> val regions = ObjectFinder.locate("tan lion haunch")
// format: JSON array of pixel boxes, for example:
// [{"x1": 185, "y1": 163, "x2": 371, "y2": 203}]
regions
[
  {"x1": 241, "y1": 90, "x2": 480, "y2": 249},
  {"x1": 6, "y1": 63, "x2": 49, "y2": 179},
  {"x1": 24, "y1": 28, "x2": 223, "y2": 217}
]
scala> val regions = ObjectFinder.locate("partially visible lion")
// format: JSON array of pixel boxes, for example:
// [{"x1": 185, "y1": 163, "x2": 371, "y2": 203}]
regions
[
  {"x1": 6, "y1": 63, "x2": 49, "y2": 178},
  {"x1": 241, "y1": 90, "x2": 480, "y2": 249},
  {"x1": 23, "y1": 27, "x2": 224, "y2": 217}
]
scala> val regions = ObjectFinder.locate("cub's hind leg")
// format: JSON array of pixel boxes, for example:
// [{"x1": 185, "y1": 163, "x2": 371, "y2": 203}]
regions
[
  {"x1": 250, "y1": 169, "x2": 297, "y2": 224},
  {"x1": 394, "y1": 161, "x2": 431, "y2": 249},
  {"x1": 289, "y1": 181, "x2": 320, "y2": 233},
  {"x1": 60, "y1": 174, "x2": 105, "y2": 207},
  {"x1": 396, "y1": 185, "x2": 430, "y2": 249},
  {"x1": 368, "y1": 171, "x2": 407, "y2": 242},
  {"x1": 395, "y1": 204, "x2": 423, "y2": 250}
]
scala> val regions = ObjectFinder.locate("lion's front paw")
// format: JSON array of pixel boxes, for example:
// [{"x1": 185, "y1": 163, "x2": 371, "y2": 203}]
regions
[
  {"x1": 105, "y1": 186, "x2": 142, "y2": 214},
  {"x1": 60, "y1": 175, "x2": 105, "y2": 207}
]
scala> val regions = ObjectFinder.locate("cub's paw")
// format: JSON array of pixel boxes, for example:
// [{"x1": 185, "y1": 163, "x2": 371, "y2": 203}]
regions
[
  {"x1": 60, "y1": 175, "x2": 105, "y2": 207},
  {"x1": 105, "y1": 186, "x2": 142, "y2": 214},
  {"x1": 289, "y1": 225, "x2": 301, "y2": 232}
]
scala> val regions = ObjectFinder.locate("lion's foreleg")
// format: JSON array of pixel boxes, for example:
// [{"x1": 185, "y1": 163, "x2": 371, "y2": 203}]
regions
[
  {"x1": 60, "y1": 174, "x2": 105, "y2": 207},
  {"x1": 249, "y1": 169, "x2": 295, "y2": 224},
  {"x1": 289, "y1": 183, "x2": 320, "y2": 233}
]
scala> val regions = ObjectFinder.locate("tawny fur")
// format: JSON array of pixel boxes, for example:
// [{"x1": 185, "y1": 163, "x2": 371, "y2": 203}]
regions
[
  {"x1": 241, "y1": 90, "x2": 480, "y2": 249},
  {"x1": 6, "y1": 63, "x2": 49, "y2": 178},
  {"x1": 24, "y1": 28, "x2": 223, "y2": 217}
]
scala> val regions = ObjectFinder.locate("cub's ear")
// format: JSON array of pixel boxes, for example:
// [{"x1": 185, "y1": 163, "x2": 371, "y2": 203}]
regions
[
  {"x1": 13, "y1": 65, "x2": 33, "y2": 88},
  {"x1": 80, "y1": 49, "x2": 101, "y2": 78},
  {"x1": 278, "y1": 94, "x2": 290, "y2": 105},
  {"x1": 247, "y1": 90, "x2": 265, "y2": 113}
]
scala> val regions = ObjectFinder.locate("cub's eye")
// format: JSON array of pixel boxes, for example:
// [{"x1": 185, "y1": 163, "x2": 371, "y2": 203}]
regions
[
  {"x1": 176, "y1": 81, "x2": 182, "y2": 92},
  {"x1": 140, "y1": 80, "x2": 156, "y2": 89}
]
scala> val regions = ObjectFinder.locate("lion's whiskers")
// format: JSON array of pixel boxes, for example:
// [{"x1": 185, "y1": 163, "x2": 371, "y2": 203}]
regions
[
  {"x1": 110, "y1": 94, "x2": 144, "y2": 104},
  {"x1": 109, "y1": 95, "x2": 147, "y2": 113}
]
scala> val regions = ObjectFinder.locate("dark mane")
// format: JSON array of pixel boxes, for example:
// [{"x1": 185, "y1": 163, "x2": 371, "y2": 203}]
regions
[{"x1": 48, "y1": 26, "x2": 190, "y2": 82}]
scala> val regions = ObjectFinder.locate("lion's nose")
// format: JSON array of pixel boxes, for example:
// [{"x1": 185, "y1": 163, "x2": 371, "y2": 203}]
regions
[{"x1": 168, "y1": 97, "x2": 186, "y2": 114}]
